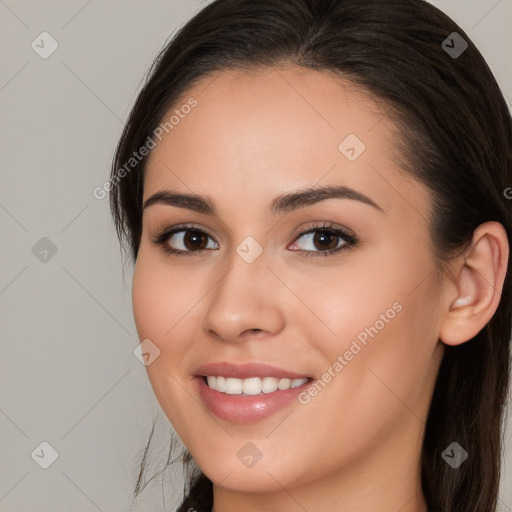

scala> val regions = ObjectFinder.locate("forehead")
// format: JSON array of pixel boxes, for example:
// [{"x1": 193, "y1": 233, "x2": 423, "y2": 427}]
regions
[{"x1": 142, "y1": 65, "x2": 426, "y2": 217}]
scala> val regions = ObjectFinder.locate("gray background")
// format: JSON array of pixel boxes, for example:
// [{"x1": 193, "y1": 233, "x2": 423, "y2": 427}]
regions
[{"x1": 1, "y1": 1, "x2": 511, "y2": 511}]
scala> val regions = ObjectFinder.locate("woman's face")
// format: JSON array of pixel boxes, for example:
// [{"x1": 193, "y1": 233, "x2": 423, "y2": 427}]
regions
[{"x1": 132, "y1": 65, "x2": 445, "y2": 504}]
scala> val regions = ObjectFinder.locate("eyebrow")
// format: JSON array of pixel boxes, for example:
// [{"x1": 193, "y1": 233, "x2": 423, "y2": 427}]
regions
[{"x1": 142, "y1": 184, "x2": 384, "y2": 216}]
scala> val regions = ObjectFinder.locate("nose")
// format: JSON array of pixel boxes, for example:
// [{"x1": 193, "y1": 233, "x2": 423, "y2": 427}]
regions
[{"x1": 201, "y1": 248, "x2": 286, "y2": 343}]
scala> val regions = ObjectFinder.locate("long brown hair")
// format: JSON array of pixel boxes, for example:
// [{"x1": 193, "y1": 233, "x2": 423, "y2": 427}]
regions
[{"x1": 109, "y1": 1, "x2": 512, "y2": 510}]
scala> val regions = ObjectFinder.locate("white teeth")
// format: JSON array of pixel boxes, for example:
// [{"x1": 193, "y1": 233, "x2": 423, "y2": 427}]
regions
[
  {"x1": 242, "y1": 377, "x2": 261, "y2": 395},
  {"x1": 289, "y1": 378, "x2": 308, "y2": 389},
  {"x1": 216, "y1": 376, "x2": 226, "y2": 392},
  {"x1": 261, "y1": 377, "x2": 278, "y2": 393},
  {"x1": 277, "y1": 378, "x2": 291, "y2": 390},
  {"x1": 225, "y1": 377, "x2": 243, "y2": 394},
  {"x1": 205, "y1": 376, "x2": 308, "y2": 395}
]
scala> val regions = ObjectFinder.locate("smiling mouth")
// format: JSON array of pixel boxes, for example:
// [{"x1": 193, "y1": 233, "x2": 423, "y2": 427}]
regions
[{"x1": 201, "y1": 375, "x2": 313, "y2": 395}]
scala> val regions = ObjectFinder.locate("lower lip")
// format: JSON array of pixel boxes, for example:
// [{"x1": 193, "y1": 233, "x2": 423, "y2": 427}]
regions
[{"x1": 195, "y1": 376, "x2": 313, "y2": 424}]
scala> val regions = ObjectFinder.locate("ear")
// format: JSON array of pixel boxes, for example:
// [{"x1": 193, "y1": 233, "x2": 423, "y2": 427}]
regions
[{"x1": 439, "y1": 221, "x2": 509, "y2": 346}]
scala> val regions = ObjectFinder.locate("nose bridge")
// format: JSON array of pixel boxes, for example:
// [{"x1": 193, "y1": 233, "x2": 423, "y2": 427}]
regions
[{"x1": 202, "y1": 243, "x2": 284, "y2": 341}]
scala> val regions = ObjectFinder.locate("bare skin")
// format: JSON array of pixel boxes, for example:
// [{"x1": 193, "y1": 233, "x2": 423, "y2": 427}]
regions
[{"x1": 131, "y1": 65, "x2": 509, "y2": 511}]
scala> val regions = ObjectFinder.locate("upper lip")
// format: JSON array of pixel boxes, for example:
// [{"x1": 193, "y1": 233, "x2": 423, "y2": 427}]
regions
[{"x1": 194, "y1": 361, "x2": 311, "y2": 380}]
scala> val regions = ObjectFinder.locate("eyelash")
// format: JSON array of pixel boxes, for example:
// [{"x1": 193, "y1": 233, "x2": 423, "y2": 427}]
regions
[{"x1": 151, "y1": 222, "x2": 358, "y2": 259}]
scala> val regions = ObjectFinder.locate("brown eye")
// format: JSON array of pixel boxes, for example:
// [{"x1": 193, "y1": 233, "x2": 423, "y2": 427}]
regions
[
  {"x1": 181, "y1": 230, "x2": 210, "y2": 250},
  {"x1": 154, "y1": 226, "x2": 219, "y2": 256},
  {"x1": 288, "y1": 223, "x2": 358, "y2": 258},
  {"x1": 311, "y1": 230, "x2": 340, "y2": 251},
  {"x1": 290, "y1": 228, "x2": 352, "y2": 254}
]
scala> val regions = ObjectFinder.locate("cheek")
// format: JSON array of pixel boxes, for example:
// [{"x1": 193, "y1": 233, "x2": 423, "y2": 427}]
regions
[
  {"x1": 295, "y1": 298, "x2": 437, "y2": 472},
  {"x1": 305, "y1": 242, "x2": 440, "y2": 416},
  {"x1": 132, "y1": 265, "x2": 169, "y2": 345},
  {"x1": 131, "y1": 254, "x2": 194, "y2": 402},
  {"x1": 131, "y1": 255, "x2": 201, "y2": 436},
  {"x1": 132, "y1": 251, "x2": 199, "y2": 342}
]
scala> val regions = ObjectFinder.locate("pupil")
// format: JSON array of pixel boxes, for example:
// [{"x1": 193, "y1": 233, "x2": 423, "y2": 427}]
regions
[
  {"x1": 314, "y1": 231, "x2": 337, "y2": 250},
  {"x1": 185, "y1": 230, "x2": 206, "y2": 250}
]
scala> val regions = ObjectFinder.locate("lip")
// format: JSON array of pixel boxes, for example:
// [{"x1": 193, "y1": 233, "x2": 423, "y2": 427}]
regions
[
  {"x1": 193, "y1": 361, "x2": 312, "y2": 380},
  {"x1": 195, "y1": 375, "x2": 314, "y2": 424}
]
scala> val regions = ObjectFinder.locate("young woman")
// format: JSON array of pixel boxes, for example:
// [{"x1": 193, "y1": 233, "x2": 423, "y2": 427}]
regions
[{"x1": 109, "y1": 0, "x2": 512, "y2": 510}]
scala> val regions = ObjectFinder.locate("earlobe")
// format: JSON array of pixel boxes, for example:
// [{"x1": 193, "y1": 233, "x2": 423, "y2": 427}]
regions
[{"x1": 439, "y1": 221, "x2": 509, "y2": 347}]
